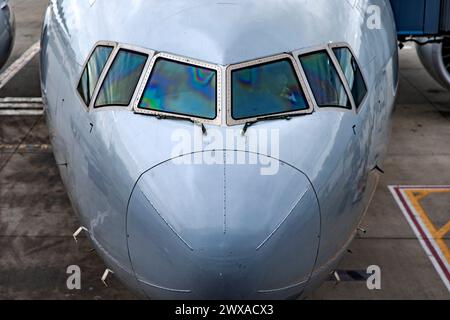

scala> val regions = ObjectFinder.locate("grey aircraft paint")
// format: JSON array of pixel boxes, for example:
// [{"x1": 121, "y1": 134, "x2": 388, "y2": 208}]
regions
[{"x1": 40, "y1": 0, "x2": 398, "y2": 299}]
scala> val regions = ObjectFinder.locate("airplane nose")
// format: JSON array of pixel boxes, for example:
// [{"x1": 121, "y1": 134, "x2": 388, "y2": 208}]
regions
[{"x1": 126, "y1": 151, "x2": 320, "y2": 299}]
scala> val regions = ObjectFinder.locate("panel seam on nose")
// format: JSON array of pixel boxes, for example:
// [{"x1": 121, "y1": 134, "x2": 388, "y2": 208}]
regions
[
  {"x1": 140, "y1": 190, "x2": 194, "y2": 251},
  {"x1": 256, "y1": 187, "x2": 309, "y2": 251},
  {"x1": 223, "y1": 151, "x2": 227, "y2": 234}
]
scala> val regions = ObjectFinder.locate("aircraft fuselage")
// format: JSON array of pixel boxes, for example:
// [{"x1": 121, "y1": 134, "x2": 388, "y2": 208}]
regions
[{"x1": 40, "y1": 0, "x2": 398, "y2": 299}]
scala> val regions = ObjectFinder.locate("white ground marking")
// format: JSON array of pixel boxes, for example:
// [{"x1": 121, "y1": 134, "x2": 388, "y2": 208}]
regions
[
  {"x1": 0, "y1": 41, "x2": 41, "y2": 90},
  {"x1": 0, "y1": 97, "x2": 42, "y2": 103},
  {"x1": 389, "y1": 186, "x2": 450, "y2": 292},
  {"x1": 0, "y1": 97, "x2": 43, "y2": 116}
]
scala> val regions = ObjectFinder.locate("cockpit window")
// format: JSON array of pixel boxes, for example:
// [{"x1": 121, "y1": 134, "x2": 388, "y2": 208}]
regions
[
  {"x1": 95, "y1": 49, "x2": 148, "y2": 108},
  {"x1": 332, "y1": 47, "x2": 367, "y2": 108},
  {"x1": 230, "y1": 59, "x2": 308, "y2": 120},
  {"x1": 138, "y1": 58, "x2": 217, "y2": 120},
  {"x1": 77, "y1": 45, "x2": 113, "y2": 106},
  {"x1": 299, "y1": 51, "x2": 352, "y2": 109}
]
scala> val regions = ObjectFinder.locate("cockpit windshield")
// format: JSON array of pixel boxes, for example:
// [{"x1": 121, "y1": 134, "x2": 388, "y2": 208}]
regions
[
  {"x1": 95, "y1": 49, "x2": 148, "y2": 108},
  {"x1": 79, "y1": 42, "x2": 365, "y2": 125},
  {"x1": 332, "y1": 47, "x2": 367, "y2": 108},
  {"x1": 230, "y1": 58, "x2": 308, "y2": 120},
  {"x1": 77, "y1": 45, "x2": 113, "y2": 106},
  {"x1": 138, "y1": 58, "x2": 217, "y2": 120},
  {"x1": 299, "y1": 51, "x2": 352, "y2": 109}
]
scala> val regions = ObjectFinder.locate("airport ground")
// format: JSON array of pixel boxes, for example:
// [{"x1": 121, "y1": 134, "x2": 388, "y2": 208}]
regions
[{"x1": 0, "y1": 0, "x2": 449, "y2": 299}]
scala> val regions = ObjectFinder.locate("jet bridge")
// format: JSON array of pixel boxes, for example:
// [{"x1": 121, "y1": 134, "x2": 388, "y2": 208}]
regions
[{"x1": 390, "y1": 0, "x2": 450, "y2": 36}]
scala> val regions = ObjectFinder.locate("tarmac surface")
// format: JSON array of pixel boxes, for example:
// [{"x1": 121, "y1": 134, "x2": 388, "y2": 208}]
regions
[{"x1": 0, "y1": 0, "x2": 449, "y2": 300}]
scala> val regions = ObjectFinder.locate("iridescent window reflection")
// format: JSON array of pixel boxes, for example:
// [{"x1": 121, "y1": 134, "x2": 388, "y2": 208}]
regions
[
  {"x1": 333, "y1": 47, "x2": 367, "y2": 108},
  {"x1": 138, "y1": 58, "x2": 217, "y2": 120},
  {"x1": 299, "y1": 51, "x2": 351, "y2": 109},
  {"x1": 231, "y1": 59, "x2": 308, "y2": 120},
  {"x1": 77, "y1": 46, "x2": 113, "y2": 106},
  {"x1": 95, "y1": 50, "x2": 148, "y2": 108}
]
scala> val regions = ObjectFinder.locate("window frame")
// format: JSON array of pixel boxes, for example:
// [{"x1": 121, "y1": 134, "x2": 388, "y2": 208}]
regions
[
  {"x1": 75, "y1": 40, "x2": 116, "y2": 111},
  {"x1": 328, "y1": 42, "x2": 369, "y2": 112},
  {"x1": 226, "y1": 53, "x2": 314, "y2": 126},
  {"x1": 76, "y1": 41, "x2": 365, "y2": 125},
  {"x1": 133, "y1": 52, "x2": 223, "y2": 125},
  {"x1": 90, "y1": 43, "x2": 155, "y2": 113},
  {"x1": 294, "y1": 44, "x2": 357, "y2": 113}
]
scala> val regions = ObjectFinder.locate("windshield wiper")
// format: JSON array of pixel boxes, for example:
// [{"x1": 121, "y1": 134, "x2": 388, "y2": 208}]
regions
[
  {"x1": 317, "y1": 104, "x2": 352, "y2": 110},
  {"x1": 241, "y1": 113, "x2": 303, "y2": 135},
  {"x1": 155, "y1": 114, "x2": 207, "y2": 135}
]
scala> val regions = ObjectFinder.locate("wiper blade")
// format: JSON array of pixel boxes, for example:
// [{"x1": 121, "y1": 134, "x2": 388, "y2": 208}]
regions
[
  {"x1": 155, "y1": 114, "x2": 207, "y2": 135},
  {"x1": 317, "y1": 104, "x2": 352, "y2": 110},
  {"x1": 241, "y1": 113, "x2": 301, "y2": 135}
]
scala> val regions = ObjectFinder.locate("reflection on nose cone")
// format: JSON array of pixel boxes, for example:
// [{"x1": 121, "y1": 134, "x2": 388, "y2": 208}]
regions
[{"x1": 127, "y1": 151, "x2": 320, "y2": 299}]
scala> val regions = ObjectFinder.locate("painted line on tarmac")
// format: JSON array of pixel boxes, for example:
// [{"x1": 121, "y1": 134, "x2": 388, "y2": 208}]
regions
[
  {"x1": 0, "y1": 41, "x2": 41, "y2": 90},
  {"x1": 389, "y1": 185, "x2": 450, "y2": 292},
  {"x1": 0, "y1": 143, "x2": 51, "y2": 153},
  {"x1": 0, "y1": 97, "x2": 43, "y2": 116}
]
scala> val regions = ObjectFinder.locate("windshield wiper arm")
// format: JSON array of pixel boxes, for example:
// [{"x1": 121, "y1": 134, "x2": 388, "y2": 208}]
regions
[
  {"x1": 317, "y1": 104, "x2": 352, "y2": 110},
  {"x1": 242, "y1": 114, "x2": 300, "y2": 135},
  {"x1": 155, "y1": 114, "x2": 207, "y2": 135}
]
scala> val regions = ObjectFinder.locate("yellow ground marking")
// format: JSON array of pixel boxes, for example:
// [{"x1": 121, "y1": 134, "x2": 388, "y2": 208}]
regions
[
  {"x1": 437, "y1": 221, "x2": 450, "y2": 239},
  {"x1": 404, "y1": 189, "x2": 450, "y2": 265}
]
